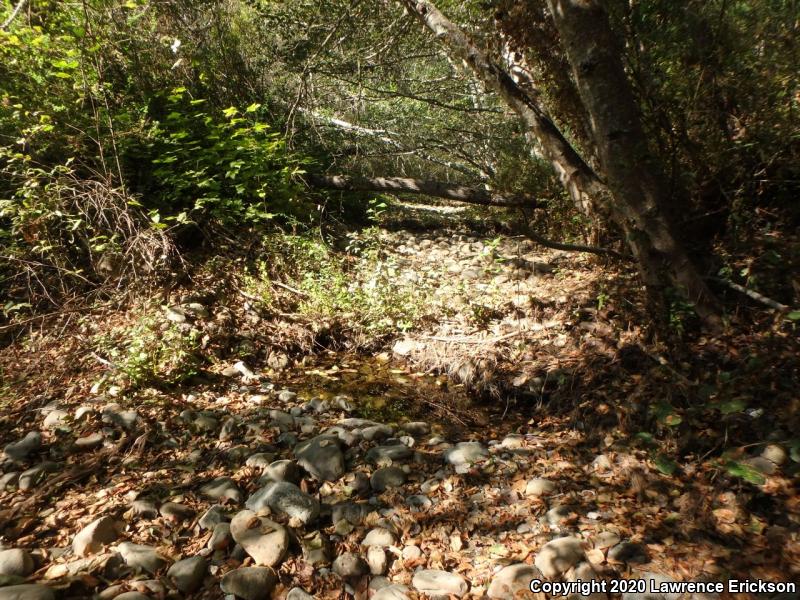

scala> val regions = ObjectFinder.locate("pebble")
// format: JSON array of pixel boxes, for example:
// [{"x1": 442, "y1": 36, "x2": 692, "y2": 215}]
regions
[
  {"x1": 229, "y1": 510, "x2": 289, "y2": 567},
  {"x1": 220, "y1": 566, "x2": 277, "y2": 600},
  {"x1": 167, "y1": 556, "x2": 207, "y2": 593},
  {"x1": 73, "y1": 516, "x2": 121, "y2": 557},
  {"x1": 208, "y1": 523, "x2": 232, "y2": 550},
  {"x1": 0, "y1": 549, "x2": 34, "y2": 577},
  {"x1": 370, "y1": 466, "x2": 407, "y2": 492},
  {"x1": 259, "y1": 459, "x2": 302, "y2": 484},
  {"x1": 443, "y1": 441, "x2": 487, "y2": 466},
  {"x1": 366, "y1": 442, "x2": 413, "y2": 465},
  {"x1": 286, "y1": 588, "x2": 315, "y2": 600},
  {"x1": 245, "y1": 452, "x2": 276, "y2": 469},
  {"x1": 373, "y1": 585, "x2": 411, "y2": 600},
  {"x1": 159, "y1": 502, "x2": 194, "y2": 522},
  {"x1": 0, "y1": 585, "x2": 55, "y2": 600},
  {"x1": 18, "y1": 462, "x2": 55, "y2": 491},
  {"x1": 245, "y1": 481, "x2": 320, "y2": 524},
  {"x1": 116, "y1": 542, "x2": 170, "y2": 574},
  {"x1": 525, "y1": 478, "x2": 555, "y2": 497},
  {"x1": 74, "y1": 432, "x2": 104, "y2": 450},
  {"x1": 332, "y1": 552, "x2": 369, "y2": 578},
  {"x1": 199, "y1": 505, "x2": 227, "y2": 530},
  {"x1": 200, "y1": 477, "x2": 242, "y2": 503},
  {"x1": 366, "y1": 546, "x2": 388, "y2": 575},
  {"x1": 101, "y1": 404, "x2": 139, "y2": 430},
  {"x1": 402, "y1": 545, "x2": 422, "y2": 560},
  {"x1": 361, "y1": 527, "x2": 397, "y2": 547},
  {"x1": 4, "y1": 432, "x2": 42, "y2": 462},
  {"x1": 534, "y1": 537, "x2": 585, "y2": 579},
  {"x1": 42, "y1": 410, "x2": 69, "y2": 430},
  {"x1": 111, "y1": 593, "x2": 149, "y2": 600},
  {"x1": 294, "y1": 435, "x2": 345, "y2": 481},
  {"x1": 608, "y1": 541, "x2": 649, "y2": 564},
  {"x1": 488, "y1": 563, "x2": 542, "y2": 598},
  {"x1": 412, "y1": 569, "x2": 469, "y2": 597}
]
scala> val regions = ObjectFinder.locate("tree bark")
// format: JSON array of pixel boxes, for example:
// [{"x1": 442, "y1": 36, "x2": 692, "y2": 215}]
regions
[
  {"x1": 545, "y1": 0, "x2": 720, "y2": 327},
  {"x1": 306, "y1": 174, "x2": 540, "y2": 208}
]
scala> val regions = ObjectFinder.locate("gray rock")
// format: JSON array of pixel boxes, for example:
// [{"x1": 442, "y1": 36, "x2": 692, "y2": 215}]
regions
[
  {"x1": 596, "y1": 531, "x2": 621, "y2": 549},
  {"x1": 745, "y1": 456, "x2": 778, "y2": 475},
  {"x1": 199, "y1": 505, "x2": 227, "y2": 530},
  {"x1": 229, "y1": 510, "x2": 289, "y2": 567},
  {"x1": 246, "y1": 481, "x2": 320, "y2": 524},
  {"x1": 208, "y1": 523, "x2": 232, "y2": 551},
  {"x1": 111, "y1": 593, "x2": 150, "y2": 600},
  {"x1": 220, "y1": 567, "x2": 277, "y2": 600},
  {"x1": 245, "y1": 453, "x2": 276, "y2": 469},
  {"x1": 373, "y1": 585, "x2": 411, "y2": 600},
  {"x1": 444, "y1": 441, "x2": 487, "y2": 466},
  {"x1": 193, "y1": 414, "x2": 218, "y2": 432},
  {"x1": 401, "y1": 422, "x2": 430, "y2": 436},
  {"x1": 406, "y1": 495, "x2": 432, "y2": 510},
  {"x1": 0, "y1": 549, "x2": 34, "y2": 577},
  {"x1": 42, "y1": 410, "x2": 69, "y2": 430},
  {"x1": 101, "y1": 404, "x2": 139, "y2": 430},
  {"x1": 167, "y1": 556, "x2": 207, "y2": 593},
  {"x1": 159, "y1": 502, "x2": 193, "y2": 522},
  {"x1": 592, "y1": 454, "x2": 612, "y2": 472},
  {"x1": 300, "y1": 530, "x2": 331, "y2": 567},
  {"x1": 18, "y1": 462, "x2": 56, "y2": 491},
  {"x1": 362, "y1": 424, "x2": 393, "y2": 441},
  {"x1": 286, "y1": 588, "x2": 314, "y2": 600},
  {"x1": 219, "y1": 417, "x2": 239, "y2": 442},
  {"x1": 370, "y1": 466, "x2": 407, "y2": 492},
  {"x1": 500, "y1": 434, "x2": 525, "y2": 449},
  {"x1": 608, "y1": 541, "x2": 649, "y2": 564},
  {"x1": 361, "y1": 527, "x2": 396, "y2": 547},
  {"x1": 277, "y1": 390, "x2": 297, "y2": 403},
  {"x1": 294, "y1": 435, "x2": 345, "y2": 481},
  {"x1": 73, "y1": 516, "x2": 121, "y2": 556},
  {"x1": 344, "y1": 471, "x2": 371, "y2": 496},
  {"x1": 117, "y1": 542, "x2": 170, "y2": 574},
  {"x1": 269, "y1": 410, "x2": 295, "y2": 432},
  {"x1": 534, "y1": 537, "x2": 584, "y2": 579},
  {"x1": 4, "y1": 432, "x2": 42, "y2": 462},
  {"x1": 0, "y1": 471, "x2": 19, "y2": 490},
  {"x1": 366, "y1": 546, "x2": 388, "y2": 575},
  {"x1": 366, "y1": 443, "x2": 412, "y2": 465},
  {"x1": 412, "y1": 570, "x2": 469, "y2": 597},
  {"x1": 762, "y1": 444, "x2": 788, "y2": 466},
  {"x1": 200, "y1": 477, "x2": 242, "y2": 503},
  {"x1": 333, "y1": 553, "x2": 369, "y2": 578},
  {"x1": 0, "y1": 585, "x2": 54, "y2": 600},
  {"x1": 525, "y1": 478, "x2": 555, "y2": 497},
  {"x1": 332, "y1": 502, "x2": 373, "y2": 526},
  {"x1": 258, "y1": 459, "x2": 302, "y2": 484},
  {"x1": 131, "y1": 498, "x2": 159, "y2": 520},
  {"x1": 488, "y1": 563, "x2": 543, "y2": 599},
  {"x1": 402, "y1": 546, "x2": 422, "y2": 560},
  {"x1": 74, "y1": 432, "x2": 104, "y2": 450},
  {"x1": 338, "y1": 418, "x2": 380, "y2": 430}
]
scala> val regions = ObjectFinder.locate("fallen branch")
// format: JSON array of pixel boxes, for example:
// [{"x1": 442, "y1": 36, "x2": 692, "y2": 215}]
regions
[
  {"x1": 525, "y1": 228, "x2": 628, "y2": 260},
  {"x1": 1, "y1": 0, "x2": 27, "y2": 30},
  {"x1": 305, "y1": 174, "x2": 540, "y2": 208},
  {"x1": 715, "y1": 278, "x2": 790, "y2": 311}
]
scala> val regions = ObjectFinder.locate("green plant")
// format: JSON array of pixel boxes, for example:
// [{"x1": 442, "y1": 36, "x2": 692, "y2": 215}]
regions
[{"x1": 96, "y1": 314, "x2": 202, "y2": 388}]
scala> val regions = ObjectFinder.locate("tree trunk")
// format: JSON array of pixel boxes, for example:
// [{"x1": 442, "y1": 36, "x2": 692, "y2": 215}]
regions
[
  {"x1": 545, "y1": 0, "x2": 720, "y2": 327},
  {"x1": 306, "y1": 174, "x2": 540, "y2": 208}
]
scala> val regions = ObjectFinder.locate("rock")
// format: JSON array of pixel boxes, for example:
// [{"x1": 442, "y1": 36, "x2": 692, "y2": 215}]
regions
[
  {"x1": 366, "y1": 443, "x2": 412, "y2": 465},
  {"x1": 500, "y1": 434, "x2": 525, "y2": 449},
  {"x1": 745, "y1": 456, "x2": 777, "y2": 475},
  {"x1": 117, "y1": 542, "x2": 170, "y2": 574},
  {"x1": 566, "y1": 562, "x2": 606, "y2": 600},
  {"x1": 73, "y1": 516, "x2": 121, "y2": 556},
  {"x1": 229, "y1": 510, "x2": 289, "y2": 567},
  {"x1": 101, "y1": 404, "x2": 139, "y2": 430},
  {"x1": 220, "y1": 567, "x2": 277, "y2": 600},
  {"x1": 200, "y1": 477, "x2": 242, "y2": 503},
  {"x1": 406, "y1": 495, "x2": 432, "y2": 510},
  {"x1": 193, "y1": 414, "x2": 218, "y2": 432},
  {"x1": 412, "y1": 570, "x2": 469, "y2": 597},
  {"x1": 333, "y1": 552, "x2": 369, "y2": 578},
  {"x1": 608, "y1": 541, "x2": 649, "y2": 564},
  {"x1": 362, "y1": 424, "x2": 393, "y2": 441},
  {"x1": 113, "y1": 593, "x2": 150, "y2": 600},
  {"x1": 392, "y1": 338, "x2": 419, "y2": 356},
  {"x1": 0, "y1": 472, "x2": 19, "y2": 490},
  {"x1": 332, "y1": 502, "x2": 373, "y2": 526},
  {"x1": 18, "y1": 463, "x2": 55, "y2": 491},
  {"x1": 4, "y1": 432, "x2": 42, "y2": 461},
  {"x1": 42, "y1": 410, "x2": 69, "y2": 430},
  {"x1": 545, "y1": 505, "x2": 575, "y2": 528},
  {"x1": 300, "y1": 531, "x2": 331, "y2": 567},
  {"x1": 370, "y1": 466, "x2": 407, "y2": 492},
  {"x1": 488, "y1": 564, "x2": 543, "y2": 599},
  {"x1": 402, "y1": 545, "x2": 422, "y2": 560},
  {"x1": 277, "y1": 390, "x2": 297, "y2": 403},
  {"x1": 208, "y1": 523, "x2": 233, "y2": 550},
  {"x1": 366, "y1": 546, "x2": 388, "y2": 575},
  {"x1": 592, "y1": 454, "x2": 612, "y2": 472},
  {"x1": 245, "y1": 453, "x2": 276, "y2": 469},
  {"x1": 0, "y1": 585, "x2": 54, "y2": 600},
  {"x1": 534, "y1": 537, "x2": 584, "y2": 579},
  {"x1": 344, "y1": 471, "x2": 371, "y2": 496},
  {"x1": 167, "y1": 556, "x2": 207, "y2": 593},
  {"x1": 74, "y1": 432, "x2": 104, "y2": 450},
  {"x1": 164, "y1": 306, "x2": 187, "y2": 322},
  {"x1": 621, "y1": 572, "x2": 683, "y2": 600},
  {"x1": 159, "y1": 502, "x2": 193, "y2": 522},
  {"x1": 443, "y1": 441, "x2": 487, "y2": 466},
  {"x1": 246, "y1": 481, "x2": 320, "y2": 524},
  {"x1": 762, "y1": 444, "x2": 788, "y2": 466},
  {"x1": 373, "y1": 585, "x2": 411, "y2": 600},
  {"x1": 199, "y1": 505, "x2": 227, "y2": 530},
  {"x1": 259, "y1": 459, "x2": 302, "y2": 484},
  {"x1": 401, "y1": 422, "x2": 430, "y2": 436},
  {"x1": 131, "y1": 498, "x2": 159, "y2": 520},
  {"x1": 294, "y1": 435, "x2": 345, "y2": 481},
  {"x1": 361, "y1": 527, "x2": 396, "y2": 547},
  {"x1": 219, "y1": 417, "x2": 239, "y2": 441},
  {"x1": 0, "y1": 549, "x2": 34, "y2": 577},
  {"x1": 525, "y1": 478, "x2": 555, "y2": 497},
  {"x1": 269, "y1": 410, "x2": 295, "y2": 432},
  {"x1": 595, "y1": 531, "x2": 621, "y2": 549},
  {"x1": 287, "y1": 588, "x2": 314, "y2": 600}
]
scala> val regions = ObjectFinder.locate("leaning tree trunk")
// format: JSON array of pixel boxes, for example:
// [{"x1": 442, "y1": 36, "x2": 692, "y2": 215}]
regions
[{"x1": 545, "y1": 0, "x2": 720, "y2": 327}]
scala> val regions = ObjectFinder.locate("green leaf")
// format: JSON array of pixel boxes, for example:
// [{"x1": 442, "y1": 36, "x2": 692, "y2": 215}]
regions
[
  {"x1": 222, "y1": 106, "x2": 238, "y2": 118},
  {"x1": 725, "y1": 460, "x2": 766, "y2": 485},
  {"x1": 786, "y1": 311, "x2": 800, "y2": 321},
  {"x1": 719, "y1": 398, "x2": 747, "y2": 414},
  {"x1": 245, "y1": 102, "x2": 262, "y2": 113},
  {"x1": 654, "y1": 454, "x2": 678, "y2": 476}
]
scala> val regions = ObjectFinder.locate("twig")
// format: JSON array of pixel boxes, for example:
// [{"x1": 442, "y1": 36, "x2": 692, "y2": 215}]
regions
[
  {"x1": 1, "y1": 0, "x2": 27, "y2": 30},
  {"x1": 272, "y1": 281, "x2": 309, "y2": 298},
  {"x1": 714, "y1": 278, "x2": 790, "y2": 311}
]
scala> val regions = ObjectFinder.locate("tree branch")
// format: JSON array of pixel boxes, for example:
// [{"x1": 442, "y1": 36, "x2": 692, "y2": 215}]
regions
[
  {"x1": 305, "y1": 174, "x2": 540, "y2": 208},
  {"x1": 1, "y1": 0, "x2": 27, "y2": 30}
]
